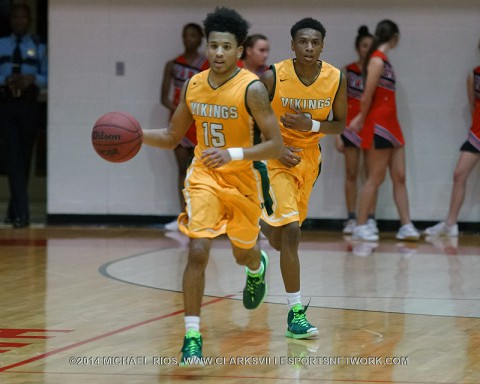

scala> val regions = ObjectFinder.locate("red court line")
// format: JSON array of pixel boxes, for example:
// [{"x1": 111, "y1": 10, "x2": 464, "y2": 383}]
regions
[{"x1": 0, "y1": 295, "x2": 234, "y2": 373}]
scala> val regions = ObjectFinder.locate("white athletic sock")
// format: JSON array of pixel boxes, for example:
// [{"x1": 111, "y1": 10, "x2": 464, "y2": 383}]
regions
[
  {"x1": 286, "y1": 291, "x2": 302, "y2": 309},
  {"x1": 185, "y1": 316, "x2": 200, "y2": 333},
  {"x1": 247, "y1": 260, "x2": 264, "y2": 276}
]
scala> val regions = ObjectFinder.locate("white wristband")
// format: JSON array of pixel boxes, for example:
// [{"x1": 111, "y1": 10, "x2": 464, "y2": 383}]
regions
[
  {"x1": 311, "y1": 119, "x2": 321, "y2": 132},
  {"x1": 227, "y1": 147, "x2": 244, "y2": 161}
]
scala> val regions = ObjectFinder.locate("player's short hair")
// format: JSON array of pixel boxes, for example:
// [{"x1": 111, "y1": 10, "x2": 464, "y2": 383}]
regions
[
  {"x1": 290, "y1": 18, "x2": 326, "y2": 40},
  {"x1": 203, "y1": 7, "x2": 250, "y2": 46}
]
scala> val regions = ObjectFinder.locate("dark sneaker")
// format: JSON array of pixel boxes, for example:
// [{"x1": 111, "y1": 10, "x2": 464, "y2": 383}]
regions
[
  {"x1": 285, "y1": 304, "x2": 319, "y2": 339},
  {"x1": 243, "y1": 251, "x2": 269, "y2": 310},
  {"x1": 179, "y1": 330, "x2": 203, "y2": 366}
]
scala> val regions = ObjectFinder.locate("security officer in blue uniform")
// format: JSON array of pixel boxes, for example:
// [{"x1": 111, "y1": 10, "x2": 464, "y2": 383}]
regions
[{"x1": 0, "y1": 3, "x2": 47, "y2": 228}]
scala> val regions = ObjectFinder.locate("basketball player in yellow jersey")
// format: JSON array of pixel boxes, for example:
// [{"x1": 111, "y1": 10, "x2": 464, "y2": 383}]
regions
[
  {"x1": 142, "y1": 8, "x2": 283, "y2": 364},
  {"x1": 260, "y1": 18, "x2": 346, "y2": 339}
]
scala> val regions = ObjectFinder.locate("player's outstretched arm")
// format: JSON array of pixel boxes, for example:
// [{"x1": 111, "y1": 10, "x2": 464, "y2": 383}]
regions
[
  {"x1": 244, "y1": 81, "x2": 283, "y2": 160},
  {"x1": 143, "y1": 81, "x2": 193, "y2": 150}
]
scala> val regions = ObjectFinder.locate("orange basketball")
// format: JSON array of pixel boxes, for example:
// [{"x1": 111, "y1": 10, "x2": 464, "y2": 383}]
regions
[{"x1": 91, "y1": 111, "x2": 143, "y2": 163}]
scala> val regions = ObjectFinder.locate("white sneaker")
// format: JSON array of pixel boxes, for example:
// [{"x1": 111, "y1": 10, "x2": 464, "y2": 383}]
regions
[
  {"x1": 343, "y1": 219, "x2": 356, "y2": 234},
  {"x1": 396, "y1": 223, "x2": 420, "y2": 241},
  {"x1": 366, "y1": 218, "x2": 379, "y2": 234},
  {"x1": 164, "y1": 219, "x2": 179, "y2": 231},
  {"x1": 424, "y1": 221, "x2": 459, "y2": 237},
  {"x1": 352, "y1": 224, "x2": 379, "y2": 241}
]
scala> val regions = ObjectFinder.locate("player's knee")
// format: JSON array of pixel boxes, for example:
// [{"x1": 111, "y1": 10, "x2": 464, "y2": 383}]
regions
[
  {"x1": 266, "y1": 227, "x2": 282, "y2": 251},
  {"x1": 283, "y1": 222, "x2": 301, "y2": 242},
  {"x1": 187, "y1": 242, "x2": 209, "y2": 268}
]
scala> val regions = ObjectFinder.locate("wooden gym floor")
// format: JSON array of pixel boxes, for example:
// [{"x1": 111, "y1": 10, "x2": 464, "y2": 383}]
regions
[{"x1": 1, "y1": 225, "x2": 479, "y2": 384}]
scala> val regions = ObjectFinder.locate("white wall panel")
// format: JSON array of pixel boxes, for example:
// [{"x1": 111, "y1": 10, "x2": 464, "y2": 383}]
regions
[{"x1": 48, "y1": 0, "x2": 480, "y2": 222}]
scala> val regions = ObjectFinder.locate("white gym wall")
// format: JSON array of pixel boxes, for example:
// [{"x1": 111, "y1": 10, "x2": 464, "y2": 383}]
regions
[{"x1": 48, "y1": 0, "x2": 480, "y2": 222}]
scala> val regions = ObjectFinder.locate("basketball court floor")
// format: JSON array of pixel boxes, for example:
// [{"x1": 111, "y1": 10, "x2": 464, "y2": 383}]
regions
[{"x1": 1, "y1": 225, "x2": 479, "y2": 383}]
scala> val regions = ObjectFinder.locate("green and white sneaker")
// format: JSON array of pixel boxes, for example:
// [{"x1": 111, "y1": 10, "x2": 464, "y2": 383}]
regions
[
  {"x1": 179, "y1": 330, "x2": 203, "y2": 366},
  {"x1": 285, "y1": 304, "x2": 319, "y2": 339},
  {"x1": 243, "y1": 251, "x2": 269, "y2": 310}
]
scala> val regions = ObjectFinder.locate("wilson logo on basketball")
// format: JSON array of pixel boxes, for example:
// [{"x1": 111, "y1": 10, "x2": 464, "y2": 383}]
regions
[
  {"x1": 92, "y1": 131, "x2": 122, "y2": 141},
  {"x1": 92, "y1": 111, "x2": 143, "y2": 163}
]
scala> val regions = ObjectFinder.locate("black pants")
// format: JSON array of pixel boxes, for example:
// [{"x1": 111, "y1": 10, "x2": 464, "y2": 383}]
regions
[{"x1": 0, "y1": 99, "x2": 39, "y2": 221}]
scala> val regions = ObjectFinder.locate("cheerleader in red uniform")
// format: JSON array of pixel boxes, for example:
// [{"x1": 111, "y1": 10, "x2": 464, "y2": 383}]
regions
[
  {"x1": 161, "y1": 23, "x2": 209, "y2": 231},
  {"x1": 349, "y1": 20, "x2": 420, "y2": 241},
  {"x1": 336, "y1": 26, "x2": 377, "y2": 234},
  {"x1": 425, "y1": 40, "x2": 480, "y2": 237}
]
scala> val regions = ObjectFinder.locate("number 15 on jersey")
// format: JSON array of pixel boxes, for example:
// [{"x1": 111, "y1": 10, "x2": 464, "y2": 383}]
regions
[{"x1": 202, "y1": 122, "x2": 226, "y2": 148}]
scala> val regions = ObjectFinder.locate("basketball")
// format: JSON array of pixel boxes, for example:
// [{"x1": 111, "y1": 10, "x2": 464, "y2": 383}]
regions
[{"x1": 91, "y1": 111, "x2": 143, "y2": 163}]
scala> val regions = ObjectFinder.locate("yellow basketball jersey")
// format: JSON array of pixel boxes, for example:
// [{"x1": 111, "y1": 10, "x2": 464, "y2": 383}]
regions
[
  {"x1": 186, "y1": 68, "x2": 259, "y2": 171},
  {"x1": 271, "y1": 59, "x2": 341, "y2": 147}
]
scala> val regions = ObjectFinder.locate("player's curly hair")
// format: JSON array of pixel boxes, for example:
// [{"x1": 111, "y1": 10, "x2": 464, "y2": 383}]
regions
[
  {"x1": 203, "y1": 7, "x2": 250, "y2": 46},
  {"x1": 290, "y1": 18, "x2": 326, "y2": 39}
]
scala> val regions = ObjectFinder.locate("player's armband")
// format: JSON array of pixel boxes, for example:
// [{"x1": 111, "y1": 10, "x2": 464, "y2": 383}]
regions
[
  {"x1": 311, "y1": 120, "x2": 321, "y2": 132},
  {"x1": 227, "y1": 148, "x2": 244, "y2": 161}
]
